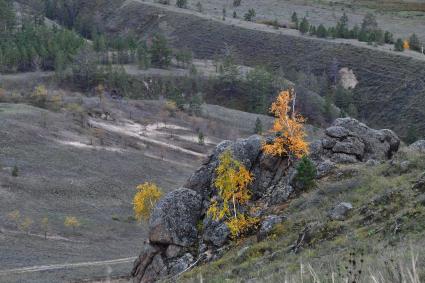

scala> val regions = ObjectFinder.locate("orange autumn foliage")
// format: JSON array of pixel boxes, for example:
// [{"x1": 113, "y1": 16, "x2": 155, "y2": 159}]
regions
[
  {"x1": 263, "y1": 89, "x2": 309, "y2": 158},
  {"x1": 403, "y1": 40, "x2": 410, "y2": 50}
]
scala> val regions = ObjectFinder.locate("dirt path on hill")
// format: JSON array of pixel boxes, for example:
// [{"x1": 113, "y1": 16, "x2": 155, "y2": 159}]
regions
[{"x1": 0, "y1": 257, "x2": 137, "y2": 275}]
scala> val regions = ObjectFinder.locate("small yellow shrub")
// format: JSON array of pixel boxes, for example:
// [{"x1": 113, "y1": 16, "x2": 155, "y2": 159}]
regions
[
  {"x1": 64, "y1": 216, "x2": 81, "y2": 231},
  {"x1": 133, "y1": 182, "x2": 162, "y2": 222},
  {"x1": 226, "y1": 214, "x2": 259, "y2": 238}
]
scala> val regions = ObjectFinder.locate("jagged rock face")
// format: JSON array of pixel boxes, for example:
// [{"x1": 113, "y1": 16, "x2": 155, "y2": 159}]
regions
[
  {"x1": 132, "y1": 118, "x2": 401, "y2": 283},
  {"x1": 312, "y1": 118, "x2": 400, "y2": 165}
]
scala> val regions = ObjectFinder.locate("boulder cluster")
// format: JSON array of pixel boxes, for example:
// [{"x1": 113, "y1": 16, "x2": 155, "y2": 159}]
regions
[
  {"x1": 132, "y1": 118, "x2": 400, "y2": 283},
  {"x1": 310, "y1": 118, "x2": 400, "y2": 174}
]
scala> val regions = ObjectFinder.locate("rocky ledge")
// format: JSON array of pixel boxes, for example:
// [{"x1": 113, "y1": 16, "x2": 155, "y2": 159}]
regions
[{"x1": 131, "y1": 118, "x2": 400, "y2": 283}]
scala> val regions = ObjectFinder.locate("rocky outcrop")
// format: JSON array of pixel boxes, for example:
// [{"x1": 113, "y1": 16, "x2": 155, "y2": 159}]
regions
[
  {"x1": 311, "y1": 118, "x2": 400, "y2": 171},
  {"x1": 132, "y1": 135, "x2": 294, "y2": 283},
  {"x1": 132, "y1": 118, "x2": 400, "y2": 282}
]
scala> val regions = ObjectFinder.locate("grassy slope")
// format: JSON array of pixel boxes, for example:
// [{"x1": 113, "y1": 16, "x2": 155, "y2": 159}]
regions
[
  {"x1": 79, "y1": 0, "x2": 425, "y2": 139},
  {"x1": 181, "y1": 149, "x2": 425, "y2": 282},
  {"x1": 0, "y1": 99, "x2": 275, "y2": 282}
]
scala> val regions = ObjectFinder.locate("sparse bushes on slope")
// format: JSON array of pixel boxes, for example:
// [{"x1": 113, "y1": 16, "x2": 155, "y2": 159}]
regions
[
  {"x1": 290, "y1": 11, "x2": 396, "y2": 47},
  {"x1": 64, "y1": 216, "x2": 80, "y2": 233},
  {"x1": 299, "y1": 17, "x2": 310, "y2": 34},
  {"x1": 176, "y1": 0, "x2": 187, "y2": 9},
  {"x1": 30, "y1": 85, "x2": 48, "y2": 108},
  {"x1": 244, "y1": 9, "x2": 256, "y2": 22}
]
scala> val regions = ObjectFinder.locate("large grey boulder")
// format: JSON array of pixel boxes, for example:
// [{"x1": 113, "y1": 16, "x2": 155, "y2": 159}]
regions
[
  {"x1": 316, "y1": 118, "x2": 400, "y2": 163},
  {"x1": 332, "y1": 118, "x2": 399, "y2": 160},
  {"x1": 328, "y1": 202, "x2": 353, "y2": 221},
  {"x1": 149, "y1": 188, "x2": 202, "y2": 247},
  {"x1": 409, "y1": 140, "x2": 425, "y2": 153},
  {"x1": 326, "y1": 126, "x2": 350, "y2": 139},
  {"x1": 202, "y1": 217, "x2": 230, "y2": 247}
]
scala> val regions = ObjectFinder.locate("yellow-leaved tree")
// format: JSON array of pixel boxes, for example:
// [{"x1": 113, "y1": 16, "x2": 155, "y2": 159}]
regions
[
  {"x1": 30, "y1": 84, "x2": 48, "y2": 107},
  {"x1": 208, "y1": 150, "x2": 258, "y2": 238},
  {"x1": 263, "y1": 89, "x2": 309, "y2": 159},
  {"x1": 133, "y1": 182, "x2": 162, "y2": 222},
  {"x1": 403, "y1": 39, "x2": 410, "y2": 50}
]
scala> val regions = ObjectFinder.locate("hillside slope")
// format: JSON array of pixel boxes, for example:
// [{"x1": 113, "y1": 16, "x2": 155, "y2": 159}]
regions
[
  {"x1": 0, "y1": 98, "x2": 274, "y2": 283},
  {"x1": 74, "y1": 0, "x2": 425, "y2": 139}
]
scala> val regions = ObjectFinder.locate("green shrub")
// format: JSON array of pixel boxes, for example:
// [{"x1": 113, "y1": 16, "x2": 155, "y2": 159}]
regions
[
  {"x1": 198, "y1": 131, "x2": 205, "y2": 145},
  {"x1": 299, "y1": 17, "x2": 310, "y2": 34},
  {"x1": 394, "y1": 38, "x2": 404, "y2": 52},
  {"x1": 12, "y1": 165, "x2": 18, "y2": 177},
  {"x1": 317, "y1": 24, "x2": 328, "y2": 38},
  {"x1": 176, "y1": 0, "x2": 187, "y2": 9},
  {"x1": 295, "y1": 156, "x2": 317, "y2": 190},
  {"x1": 233, "y1": 0, "x2": 241, "y2": 7},
  {"x1": 409, "y1": 33, "x2": 421, "y2": 52},
  {"x1": 244, "y1": 9, "x2": 256, "y2": 22}
]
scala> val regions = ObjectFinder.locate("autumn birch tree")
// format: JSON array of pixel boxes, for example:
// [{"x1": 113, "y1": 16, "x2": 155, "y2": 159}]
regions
[
  {"x1": 263, "y1": 89, "x2": 309, "y2": 159},
  {"x1": 208, "y1": 150, "x2": 258, "y2": 237},
  {"x1": 133, "y1": 182, "x2": 162, "y2": 222}
]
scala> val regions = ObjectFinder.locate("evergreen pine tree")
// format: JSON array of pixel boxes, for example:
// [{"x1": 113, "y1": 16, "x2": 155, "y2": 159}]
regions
[
  {"x1": 299, "y1": 17, "x2": 310, "y2": 34},
  {"x1": 295, "y1": 156, "x2": 317, "y2": 190}
]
